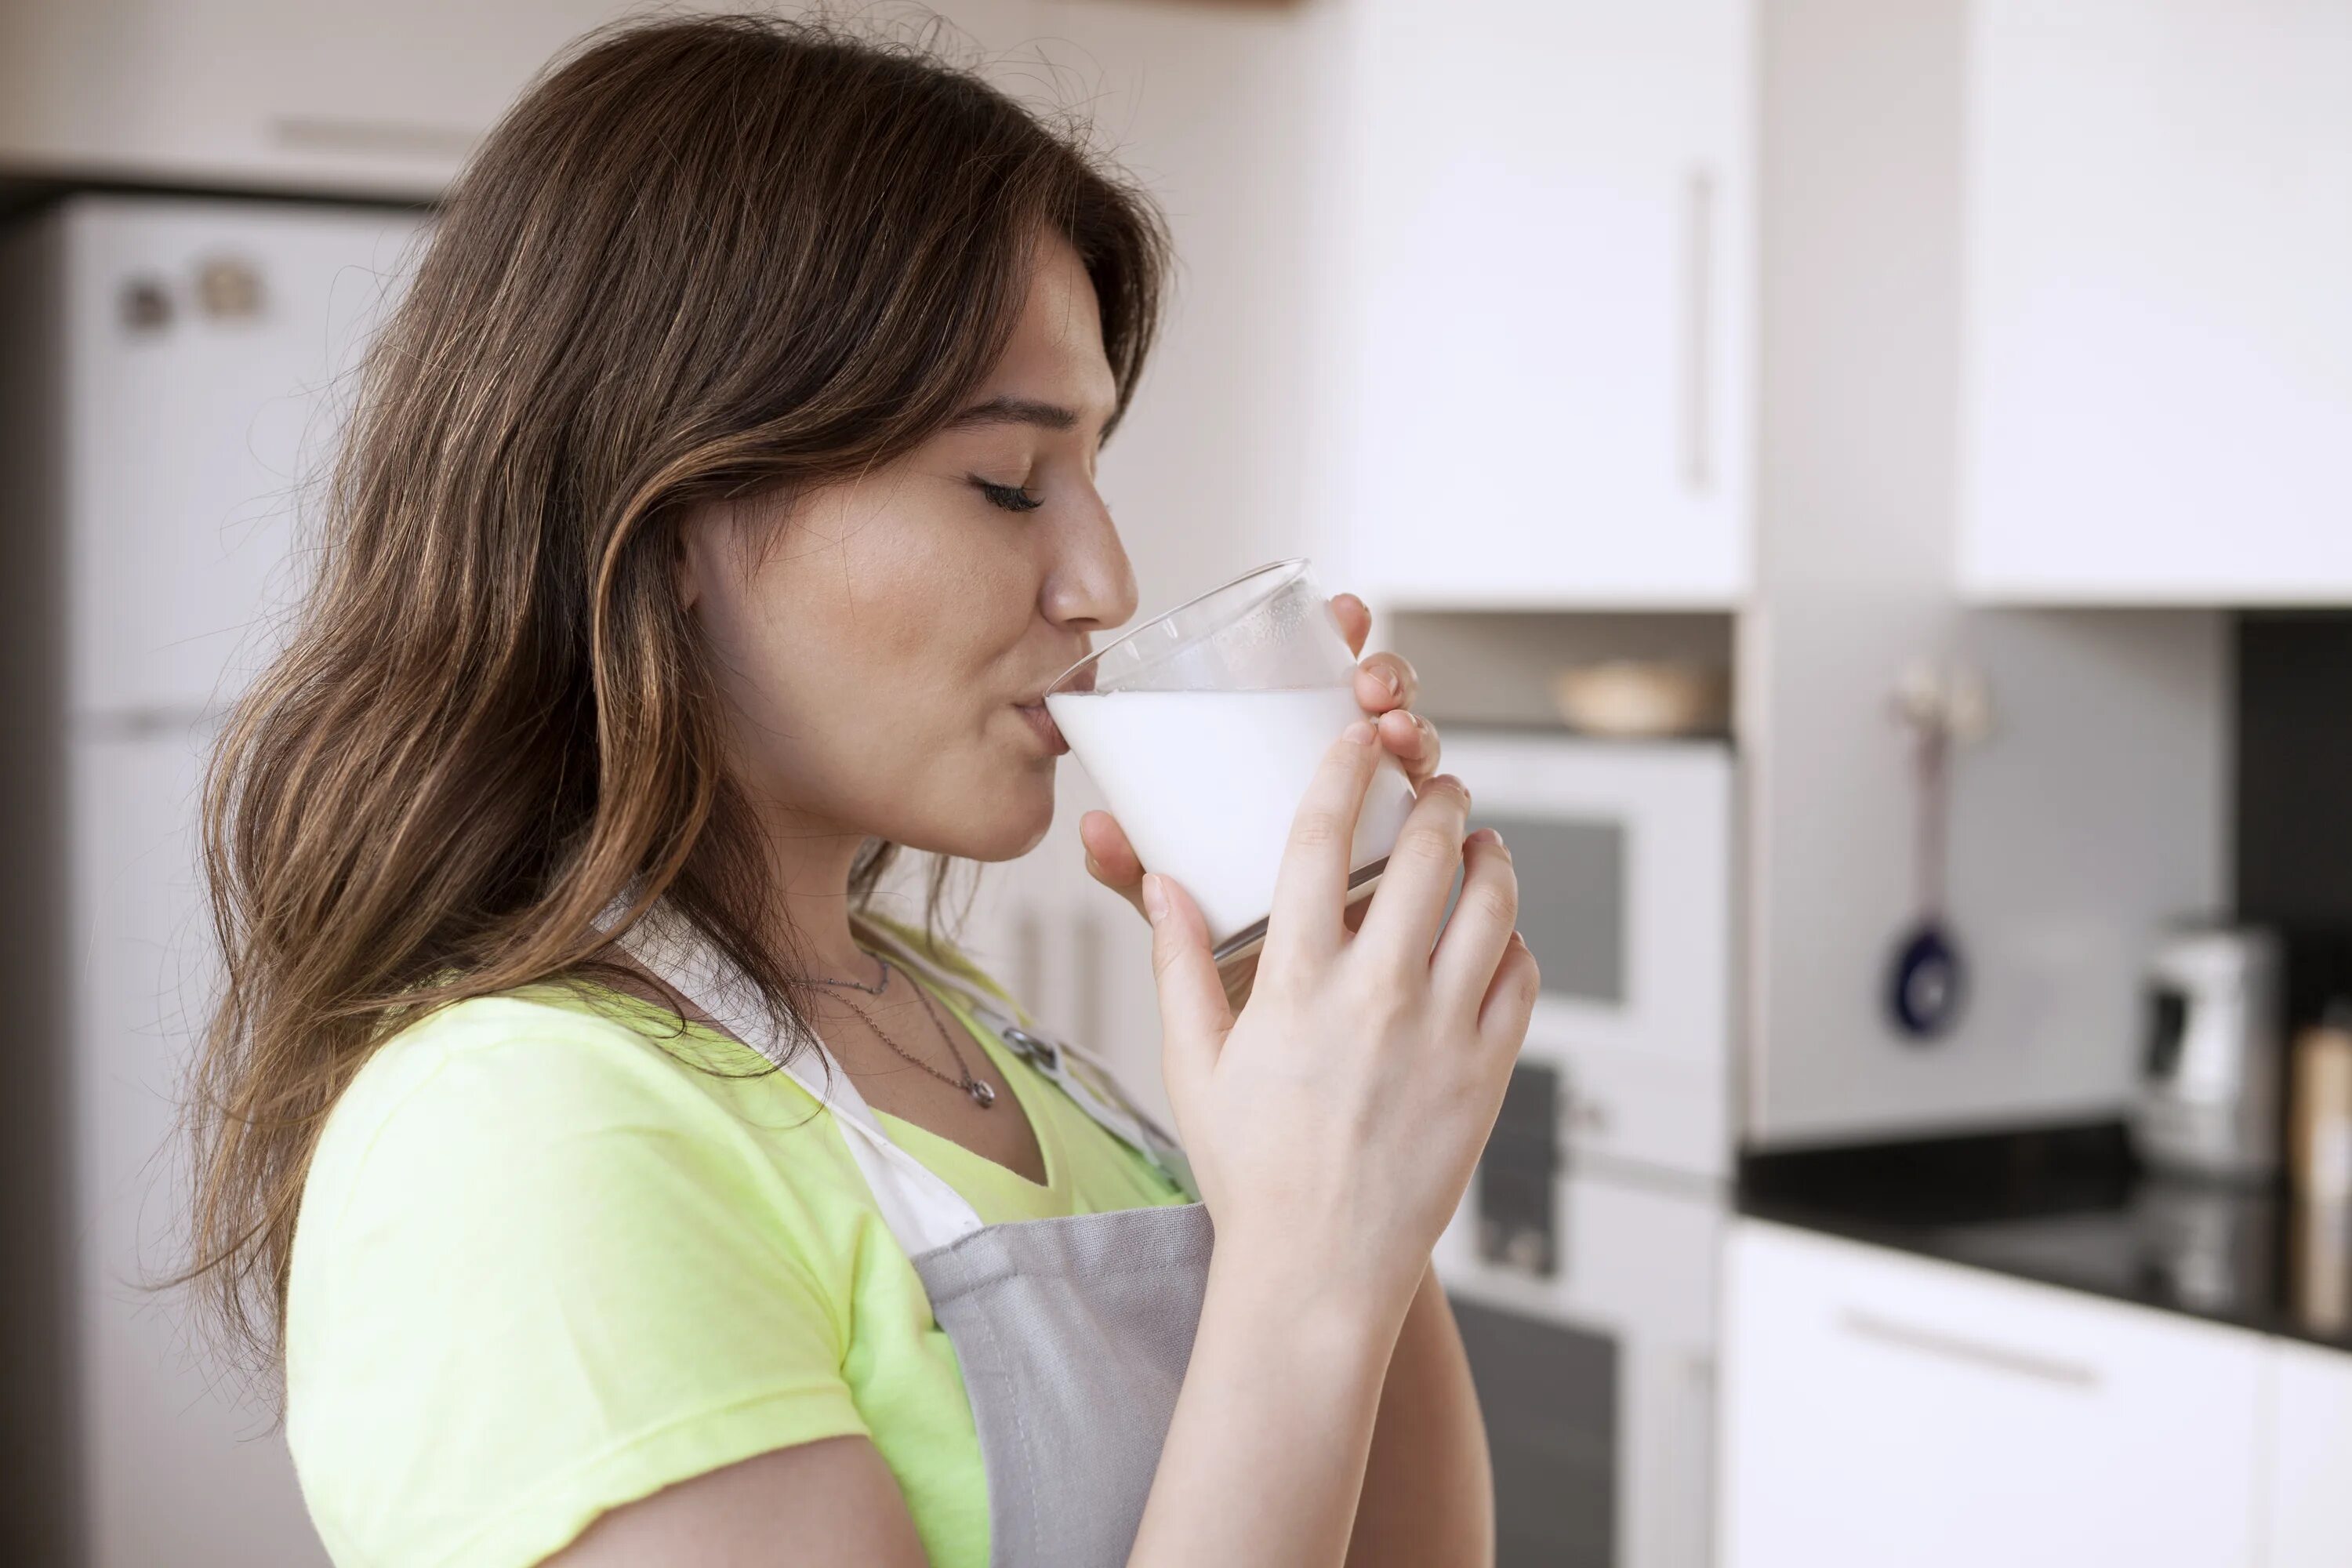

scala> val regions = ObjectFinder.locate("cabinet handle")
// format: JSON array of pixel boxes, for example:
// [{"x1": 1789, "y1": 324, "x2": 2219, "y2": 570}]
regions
[
  {"x1": 1073, "y1": 908, "x2": 1107, "y2": 1047},
  {"x1": 1013, "y1": 906, "x2": 1046, "y2": 1019},
  {"x1": 271, "y1": 115, "x2": 477, "y2": 160},
  {"x1": 1682, "y1": 167, "x2": 1714, "y2": 493},
  {"x1": 1838, "y1": 1308, "x2": 2102, "y2": 1391},
  {"x1": 1668, "y1": 1350, "x2": 1717, "y2": 1568}
]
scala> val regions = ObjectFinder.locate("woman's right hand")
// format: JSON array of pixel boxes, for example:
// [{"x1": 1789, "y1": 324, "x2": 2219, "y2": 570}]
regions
[{"x1": 1140, "y1": 718, "x2": 1539, "y2": 1326}]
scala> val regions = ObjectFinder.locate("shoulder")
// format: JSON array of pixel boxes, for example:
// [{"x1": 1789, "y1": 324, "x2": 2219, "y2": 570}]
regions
[
  {"x1": 294, "y1": 987, "x2": 826, "y2": 1310},
  {"x1": 311, "y1": 989, "x2": 765, "y2": 1189},
  {"x1": 287, "y1": 991, "x2": 876, "y2": 1568}
]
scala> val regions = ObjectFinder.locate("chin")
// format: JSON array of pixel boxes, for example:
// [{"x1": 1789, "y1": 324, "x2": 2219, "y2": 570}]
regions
[{"x1": 931, "y1": 766, "x2": 1058, "y2": 863}]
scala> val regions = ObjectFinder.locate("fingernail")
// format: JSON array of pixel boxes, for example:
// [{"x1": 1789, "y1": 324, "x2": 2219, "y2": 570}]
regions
[
  {"x1": 1467, "y1": 826, "x2": 1501, "y2": 848},
  {"x1": 1342, "y1": 720, "x2": 1375, "y2": 746},
  {"x1": 1141, "y1": 873, "x2": 1169, "y2": 924},
  {"x1": 1377, "y1": 665, "x2": 1402, "y2": 696}
]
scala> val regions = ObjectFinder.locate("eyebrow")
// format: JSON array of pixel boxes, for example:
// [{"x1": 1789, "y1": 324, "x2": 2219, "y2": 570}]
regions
[{"x1": 942, "y1": 395, "x2": 1087, "y2": 434}]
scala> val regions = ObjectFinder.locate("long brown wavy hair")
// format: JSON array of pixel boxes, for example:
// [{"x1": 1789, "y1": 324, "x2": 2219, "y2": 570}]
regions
[{"x1": 183, "y1": 11, "x2": 1170, "y2": 1374}]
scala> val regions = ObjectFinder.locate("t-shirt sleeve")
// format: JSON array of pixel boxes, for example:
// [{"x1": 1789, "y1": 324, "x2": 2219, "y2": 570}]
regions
[{"x1": 286, "y1": 1008, "x2": 866, "y2": 1568}]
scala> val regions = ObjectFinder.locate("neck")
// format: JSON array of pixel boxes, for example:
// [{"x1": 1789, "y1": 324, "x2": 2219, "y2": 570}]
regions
[{"x1": 749, "y1": 799, "x2": 895, "y2": 988}]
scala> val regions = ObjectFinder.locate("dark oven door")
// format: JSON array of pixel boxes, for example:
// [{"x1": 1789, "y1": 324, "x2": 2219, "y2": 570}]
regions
[
  {"x1": 1451, "y1": 1294, "x2": 1620, "y2": 1566},
  {"x1": 1439, "y1": 1060, "x2": 1722, "y2": 1568}
]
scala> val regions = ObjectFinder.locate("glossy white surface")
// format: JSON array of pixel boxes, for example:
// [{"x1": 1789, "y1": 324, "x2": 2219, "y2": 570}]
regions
[
  {"x1": 1329, "y1": 0, "x2": 1754, "y2": 608},
  {"x1": 2263, "y1": 1337, "x2": 2352, "y2": 1568},
  {"x1": 1720, "y1": 1221, "x2": 2267, "y2": 1568},
  {"x1": 1959, "y1": 0, "x2": 2352, "y2": 603}
]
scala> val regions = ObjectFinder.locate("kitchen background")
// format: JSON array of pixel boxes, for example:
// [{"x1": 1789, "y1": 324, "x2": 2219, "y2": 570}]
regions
[{"x1": 1, "y1": 1, "x2": 2347, "y2": 1565}]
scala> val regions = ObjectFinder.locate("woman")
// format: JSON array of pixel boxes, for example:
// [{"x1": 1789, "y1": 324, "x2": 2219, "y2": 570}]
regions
[{"x1": 187, "y1": 15, "x2": 1537, "y2": 1566}]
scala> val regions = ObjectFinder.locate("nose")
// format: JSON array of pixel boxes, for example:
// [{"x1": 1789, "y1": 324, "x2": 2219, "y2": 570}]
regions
[{"x1": 1041, "y1": 487, "x2": 1138, "y2": 635}]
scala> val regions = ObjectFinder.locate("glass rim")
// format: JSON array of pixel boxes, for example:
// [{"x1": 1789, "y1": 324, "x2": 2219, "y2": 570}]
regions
[{"x1": 1044, "y1": 557, "x2": 1312, "y2": 697}]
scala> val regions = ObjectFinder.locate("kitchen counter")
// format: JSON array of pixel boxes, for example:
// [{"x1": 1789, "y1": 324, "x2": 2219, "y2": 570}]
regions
[{"x1": 1737, "y1": 1120, "x2": 2352, "y2": 1356}]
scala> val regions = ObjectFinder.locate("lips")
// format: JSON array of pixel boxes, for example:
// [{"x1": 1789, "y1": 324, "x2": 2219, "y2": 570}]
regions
[
  {"x1": 1014, "y1": 699, "x2": 1069, "y2": 754},
  {"x1": 1014, "y1": 652, "x2": 1091, "y2": 754}
]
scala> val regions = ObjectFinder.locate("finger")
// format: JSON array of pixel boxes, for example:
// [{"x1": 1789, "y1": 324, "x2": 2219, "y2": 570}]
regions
[
  {"x1": 1265, "y1": 719, "x2": 1384, "y2": 966},
  {"x1": 1330, "y1": 591, "x2": 1371, "y2": 658},
  {"x1": 1080, "y1": 809, "x2": 1145, "y2": 892},
  {"x1": 1355, "y1": 773, "x2": 1473, "y2": 964},
  {"x1": 1142, "y1": 872, "x2": 1234, "y2": 1088},
  {"x1": 1375, "y1": 707, "x2": 1442, "y2": 786},
  {"x1": 1476, "y1": 931, "x2": 1541, "y2": 1054},
  {"x1": 1352, "y1": 650, "x2": 1418, "y2": 715},
  {"x1": 1430, "y1": 829, "x2": 1523, "y2": 1019}
]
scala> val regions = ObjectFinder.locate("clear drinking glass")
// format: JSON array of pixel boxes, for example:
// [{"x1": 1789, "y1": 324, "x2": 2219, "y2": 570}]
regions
[{"x1": 1044, "y1": 557, "x2": 1417, "y2": 963}]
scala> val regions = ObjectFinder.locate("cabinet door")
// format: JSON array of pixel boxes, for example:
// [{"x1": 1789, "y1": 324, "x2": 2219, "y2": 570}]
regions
[
  {"x1": 2266, "y1": 1338, "x2": 2352, "y2": 1568},
  {"x1": 1719, "y1": 1221, "x2": 2266, "y2": 1568},
  {"x1": 1959, "y1": 0, "x2": 2352, "y2": 603},
  {"x1": 1338, "y1": 0, "x2": 1752, "y2": 608},
  {"x1": 0, "y1": 1, "x2": 1055, "y2": 199},
  {"x1": 0, "y1": 0, "x2": 601, "y2": 194}
]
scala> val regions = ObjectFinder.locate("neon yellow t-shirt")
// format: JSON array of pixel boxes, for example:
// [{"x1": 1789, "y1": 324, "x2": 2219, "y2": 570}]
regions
[{"x1": 284, "y1": 917, "x2": 1187, "y2": 1568}]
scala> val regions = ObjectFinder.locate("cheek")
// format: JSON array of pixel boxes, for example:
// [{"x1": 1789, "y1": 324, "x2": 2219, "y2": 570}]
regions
[
  {"x1": 707, "y1": 492, "x2": 1021, "y2": 754},
  {"x1": 823, "y1": 498, "x2": 1032, "y2": 688}
]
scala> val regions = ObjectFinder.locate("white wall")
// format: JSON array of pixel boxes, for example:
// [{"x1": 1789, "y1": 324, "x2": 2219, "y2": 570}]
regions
[{"x1": 1744, "y1": 0, "x2": 2228, "y2": 1145}]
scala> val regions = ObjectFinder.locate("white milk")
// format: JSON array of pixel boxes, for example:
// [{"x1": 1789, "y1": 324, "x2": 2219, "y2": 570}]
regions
[{"x1": 1046, "y1": 685, "x2": 1417, "y2": 946}]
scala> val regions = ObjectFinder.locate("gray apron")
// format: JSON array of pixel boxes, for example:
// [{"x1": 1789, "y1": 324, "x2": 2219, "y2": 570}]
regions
[{"x1": 613, "y1": 908, "x2": 1213, "y2": 1567}]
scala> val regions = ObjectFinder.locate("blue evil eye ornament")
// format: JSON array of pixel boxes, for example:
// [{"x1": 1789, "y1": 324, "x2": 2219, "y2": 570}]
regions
[{"x1": 1886, "y1": 920, "x2": 1965, "y2": 1041}]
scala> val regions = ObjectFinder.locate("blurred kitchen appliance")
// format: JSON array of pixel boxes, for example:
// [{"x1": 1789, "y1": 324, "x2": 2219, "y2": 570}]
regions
[
  {"x1": 1433, "y1": 732, "x2": 1734, "y2": 1568},
  {"x1": 2288, "y1": 1002, "x2": 2352, "y2": 1203},
  {"x1": 2132, "y1": 927, "x2": 2284, "y2": 1181},
  {"x1": 0, "y1": 194, "x2": 423, "y2": 1567}
]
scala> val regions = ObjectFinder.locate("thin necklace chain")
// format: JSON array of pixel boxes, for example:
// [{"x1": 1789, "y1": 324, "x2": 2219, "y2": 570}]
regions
[
  {"x1": 804, "y1": 950, "x2": 891, "y2": 996},
  {"x1": 818, "y1": 953, "x2": 996, "y2": 1109}
]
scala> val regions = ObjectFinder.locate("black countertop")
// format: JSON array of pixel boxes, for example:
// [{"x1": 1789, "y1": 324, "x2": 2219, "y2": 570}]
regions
[{"x1": 1737, "y1": 1120, "x2": 2352, "y2": 1356}]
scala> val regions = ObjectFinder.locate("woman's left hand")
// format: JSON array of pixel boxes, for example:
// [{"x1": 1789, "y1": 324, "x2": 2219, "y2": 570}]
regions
[{"x1": 1078, "y1": 591, "x2": 1442, "y2": 927}]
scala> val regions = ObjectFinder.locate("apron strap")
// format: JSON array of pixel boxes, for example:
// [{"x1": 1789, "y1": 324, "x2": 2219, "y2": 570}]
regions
[{"x1": 601, "y1": 902, "x2": 987, "y2": 1257}]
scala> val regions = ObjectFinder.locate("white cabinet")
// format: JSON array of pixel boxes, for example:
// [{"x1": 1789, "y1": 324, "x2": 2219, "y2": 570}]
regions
[
  {"x1": 1958, "y1": 0, "x2": 2352, "y2": 604},
  {"x1": 1333, "y1": 0, "x2": 1752, "y2": 608},
  {"x1": 0, "y1": 2, "x2": 1060, "y2": 201},
  {"x1": 0, "y1": 0, "x2": 630, "y2": 197},
  {"x1": 2266, "y1": 1338, "x2": 2352, "y2": 1568},
  {"x1": 1719, "y1": 1220, "x2": 2267, "y2": 1568}
]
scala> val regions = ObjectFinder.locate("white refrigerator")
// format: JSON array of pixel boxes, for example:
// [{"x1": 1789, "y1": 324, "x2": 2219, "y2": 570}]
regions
[{"x1": 0, "y1": 193, "x2": 425, "y2": 1567}]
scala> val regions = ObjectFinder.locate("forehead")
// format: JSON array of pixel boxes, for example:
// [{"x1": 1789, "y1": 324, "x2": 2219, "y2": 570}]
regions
[{"x1": 985, "y1": 234, "x2": 1117, "y2": 416}]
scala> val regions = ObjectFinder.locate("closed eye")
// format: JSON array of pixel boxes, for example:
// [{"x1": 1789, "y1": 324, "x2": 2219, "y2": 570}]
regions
[{"x1": 973, "y1": 477, "x2": 1044, "y2": 514}]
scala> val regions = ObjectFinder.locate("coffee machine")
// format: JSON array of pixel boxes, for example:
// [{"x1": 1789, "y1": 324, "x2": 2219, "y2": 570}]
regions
[{"x1": 2133, "y1": 927, "x2": 2285, "y2": 1181}]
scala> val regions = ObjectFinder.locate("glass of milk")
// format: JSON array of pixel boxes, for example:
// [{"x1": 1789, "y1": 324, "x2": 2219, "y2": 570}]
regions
[{"x1": 1044, "y1": 557, "x2": 1417, "y2": 964}]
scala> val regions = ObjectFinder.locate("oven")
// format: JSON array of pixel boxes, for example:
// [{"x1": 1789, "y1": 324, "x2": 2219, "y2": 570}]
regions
[{"x1": 1436, "y1": 731, "x2": 1737, "y2": 1568}]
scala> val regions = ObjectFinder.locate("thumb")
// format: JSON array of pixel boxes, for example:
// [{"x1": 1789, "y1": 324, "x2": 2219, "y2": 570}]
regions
[{"x1": 1142, "y1": 873, "x2": 1232, "y2": 1075}]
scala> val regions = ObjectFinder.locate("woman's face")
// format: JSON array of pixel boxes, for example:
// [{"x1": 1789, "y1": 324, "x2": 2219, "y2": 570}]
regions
[{"x1": 680, "y1": 234, "x2": 1137, "y2": 862}]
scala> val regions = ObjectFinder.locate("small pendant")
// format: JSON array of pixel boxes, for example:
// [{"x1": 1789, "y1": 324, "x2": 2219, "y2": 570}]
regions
[{"x1": 968, "y1": 1078, "x2": 996, "y2": 1109}]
